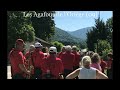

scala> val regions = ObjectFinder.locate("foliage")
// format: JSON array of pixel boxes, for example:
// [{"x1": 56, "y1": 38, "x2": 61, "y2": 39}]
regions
[
  {"x1": 51, "y1": 41, "x2": 64, "y2": 52},
  {"x1": 7, "y1": 11, "x2": 35, "y2": 53}
]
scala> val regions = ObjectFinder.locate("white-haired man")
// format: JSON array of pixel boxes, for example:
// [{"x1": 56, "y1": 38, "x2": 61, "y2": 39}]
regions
[
  {"x1": 31, "y1": 42, "x2": 44, "y2": 79},
  {"x1": 60, "y1": 45, "x2": 75, "y2": 78}
]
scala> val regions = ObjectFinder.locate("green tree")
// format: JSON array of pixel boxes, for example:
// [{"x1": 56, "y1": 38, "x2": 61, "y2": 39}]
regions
[
  {"x1": 31, "y1": 11, "x2": 55, "y2": 41},
  {"x1": 86, "y1": 17, "x2": 109, "y2": 51},
  {"x1": 7, "y1": 11, "x2": 35, "y2": 53},
  {"x1": 51, "y1": 41, "x2": 64, "y2": 52},
  {"x1": 106, "y1": 17, "x2": 113, "y2": 48},
  {"x1": 95, "y1": 40, "x2": 111, "y2": 53},
  {"x1": 95, "y1": 40, "x2": 112, "y2": 60}
]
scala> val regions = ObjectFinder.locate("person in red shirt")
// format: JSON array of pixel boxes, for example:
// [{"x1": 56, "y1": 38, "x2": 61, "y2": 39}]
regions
[
  {"x1": 60, "y1": 45, "x2": 75, "y2": 78},
  {"x1": 41, "y1": 46, "x2": 64, "y2": 79},
  {"x1": 24, "y1": 45, "x2": 35, "y2": 79},
  {"x1": 31, "y1": 42, "x2": 44, "y2": 79},
  {"x1": 72, "y1": 46, "x2": 80, "y2": 70},
  {"x1": 8, "y1": 39, "x2": 30, "y2": 79},
  {"x1": 42, "y1": 47, "x2": 49, "y2": 57},
  {"x1": 100, "y1": 59, "x2": 107, "y2": 74},
  {"x1": 57, "y1": 46, "x2": 66, "y2": 58},
  {"x1": 107, "y1": 52, "x2": 113, "y2": 79}
]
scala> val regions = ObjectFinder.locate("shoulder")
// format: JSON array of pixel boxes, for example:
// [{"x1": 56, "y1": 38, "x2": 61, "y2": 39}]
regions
[
  {"x1": 56, "y1": 58, "x2": 62, "y2": 63},
  {"x1": 40, "y1": 51, "x2": 44, "y2": 55},
  {"x1": 90, "y1": 67, "x2": 97, "y2": 70},
  {"x1": 71, "y1": 53, "x2": 74, "y2": 55}
]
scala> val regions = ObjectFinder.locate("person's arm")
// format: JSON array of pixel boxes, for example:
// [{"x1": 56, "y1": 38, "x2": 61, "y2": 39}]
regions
[
  {"x1": 96, "y1": 69, "x2": 108, "y2": 79},
  {"x1": 18, "y1": 53, "x2": 30, "y2": 75},
  {"x1": 66, "y1": 68, "x2": 80, "y2": 79},
  {"x1": 19, "y1": 64, "x2": 30, "y2": 74}
]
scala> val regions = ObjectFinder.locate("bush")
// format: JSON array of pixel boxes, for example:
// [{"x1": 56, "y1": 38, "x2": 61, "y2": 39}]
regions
[{"x1": 51, "y1": 41, "x2": 64, "y2": 52}]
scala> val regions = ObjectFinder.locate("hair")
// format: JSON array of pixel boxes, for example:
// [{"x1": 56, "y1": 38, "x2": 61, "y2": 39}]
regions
[
  {"x1": 72, "y1": 45, "x2": 77, "y2": 51},
  {"x1": 65, "y1": 45, "x2": 72, "y2": 52},
  {"x1": 107, "y1": 53, "x2": 113, "y2": 58},
  {"x1": 91, "y1": 53, "x2": 101, "y2": 63},
  {"x1": 81, "y1": 56, "x2": 91, "y2": 67},
  {"x1": 42, "y1": 47, "x2": 47, "y2": 53},
  {"x1": 61, "y1": 46, "x2": 66, "y2": 52}
]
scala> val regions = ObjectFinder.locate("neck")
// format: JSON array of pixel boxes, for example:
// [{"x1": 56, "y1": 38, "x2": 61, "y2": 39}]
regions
[{"x1": 84, "y1": 65, "x2": 90, "y2": 69}]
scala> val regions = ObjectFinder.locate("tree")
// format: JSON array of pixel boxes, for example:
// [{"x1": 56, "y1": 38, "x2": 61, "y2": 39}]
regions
[
  {"x1": 31, "y1": 11, "x2": 55, "y2": 41},
  {"x1": 95, "y1": 40, "x2": 112, "y2": 60},
  {"x1": 51, "y1": 41, "x2": 64, "y2": 52},
  {"x1": 86, "y1": 17, "x2": 109, "y2": 51},
  {"x1": 95, "y1": 40, "x2": 111, "y2": 53},
  {"x1": 7, "y1": 11, "x2": 35, "y2": 53},
  {"x1": 106, "y1": 17, "x2": 113, "y2": 48}
]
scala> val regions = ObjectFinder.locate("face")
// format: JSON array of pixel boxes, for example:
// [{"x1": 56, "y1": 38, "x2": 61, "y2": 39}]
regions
[
  {"x1": 18, "y1": 44, "x2": 24, "y2": 51},
  {"x1": 30, "y1": 47, "x2": 35, "y2": 52}
]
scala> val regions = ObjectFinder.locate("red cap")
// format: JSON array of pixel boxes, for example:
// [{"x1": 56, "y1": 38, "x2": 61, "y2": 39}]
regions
[{"x1": 16, "y1": 39, "x2": 25, "y2": 45}]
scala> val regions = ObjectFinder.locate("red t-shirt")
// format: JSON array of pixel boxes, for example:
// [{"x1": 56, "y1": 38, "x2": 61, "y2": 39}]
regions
[
  {"x1": 41, "y1": 56, "x2": 64, "y2": 79},
  {"x1": 57, "y1": 52, "x2": 65, "y2": 58},
  {"x1": 72, "y1": 51, "x2": 80, "y2": 67},
  {"x1": 9, "y1": 48, "x2": 25, "y2": 76},
  {"x1": 61, "y1": 52, "x2": 75, "y2": 70},
  {"x1": 107, "y1": 58, "x2": 113, "y2": 69},
  {"x1": 100, "y1": 59, "x2": 107, "y2": 73},
  {"x1": 32, "y1": 49, "x2": 44, "y2": 68},
  {"x1": 25, "y1": 51, "x2": 34, "y2": 74}
]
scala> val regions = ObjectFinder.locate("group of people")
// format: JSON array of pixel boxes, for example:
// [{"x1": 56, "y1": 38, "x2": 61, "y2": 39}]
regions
[{"x1": 8, "y1": 39, "x2": 113, "y2": 79}]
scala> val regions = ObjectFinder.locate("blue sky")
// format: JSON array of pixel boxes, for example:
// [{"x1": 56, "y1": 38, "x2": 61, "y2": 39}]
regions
[{"x1": 54, "y1": 11, "x2": 113, "y2": 31}]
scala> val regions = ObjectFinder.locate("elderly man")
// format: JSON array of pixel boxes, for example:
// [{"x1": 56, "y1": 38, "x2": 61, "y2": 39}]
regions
[
  {"x1": 9, "y1": 39, "x2": 30, "y2": 79},
  {"x1": 31, "y1": 42, "x2": 44, "y2": 79},
  {"x1": 41, "y1": 46, "x2": 64, "y2": 79},
  {"x1": 25, "y1": 45, "x2": 35, "y2": 79},
  {"x1": 60, "y1": 45, "x2": 75, "y2": 78}
]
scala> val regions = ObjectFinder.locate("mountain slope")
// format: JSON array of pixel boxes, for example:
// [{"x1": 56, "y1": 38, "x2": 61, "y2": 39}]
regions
[
  {"x1": 68, "y1": 27, "x2": 93, "y2": 40},
  {"x1": 51, "y1": 27, "x2": 82, "y2": 44}
]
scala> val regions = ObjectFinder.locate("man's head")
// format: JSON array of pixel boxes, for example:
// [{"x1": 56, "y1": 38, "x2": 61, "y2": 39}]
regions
[
  {"x1": 107, "y1": 52, "x2": 113, "y2": 59},
  {"x1": 72, "y1": 45, "x2": 77, "y2": 52},
  {"x1": 29, "y1": 45, "x2": 35, "y2": 52},
  {"x1": 61, "y1": 46, "x2": 66, "y2": 52},
  {"x1": 49, "y1": 46, "x2": 57, "y2": 56},
  {"x1": 15, "y1": 39, "x2": 25, "y2": 51},
  {"x1": 35, "y1": 42, "x2": 42, "y2": 50},
  {"x1": 66, "y1": 45, "x2": 72, "y2": 52}
]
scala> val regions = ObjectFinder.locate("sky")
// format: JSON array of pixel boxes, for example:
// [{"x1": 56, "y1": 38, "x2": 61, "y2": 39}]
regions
[{"x1": 54, "y1": 11, "x2": 113, "y2": 31}]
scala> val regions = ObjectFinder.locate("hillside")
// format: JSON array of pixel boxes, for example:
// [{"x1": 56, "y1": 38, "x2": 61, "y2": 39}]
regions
[
  {"x1": 50, "y1": 27, "x2": 83, "y2": 45},
  {"x1": 68, "y1": 27, "x2": 93, "y2": 40}
]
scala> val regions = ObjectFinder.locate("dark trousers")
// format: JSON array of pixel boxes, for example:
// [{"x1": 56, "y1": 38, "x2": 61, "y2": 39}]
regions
[
  {"x1": 31, "y1": 68, "x2": 42, "y2": 79},
  {"x1": 63, "y1": 69, "x2": 72, "y2": 79},
  {"x1": 107, "y1": 69, "x2": 112, "y2": 79},
  {"x1": 12, "y1": 74, "x2": 25, "y2": 79}
]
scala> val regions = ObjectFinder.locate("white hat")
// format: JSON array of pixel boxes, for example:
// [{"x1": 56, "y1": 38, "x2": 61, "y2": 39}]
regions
[
  {"x1": 35, "y1": 42, "x2": 42, "y2": 48},
  {"x1": 81, "y1": 49, "x2": 87, "y2": 52},
  {"x1": 49, "y1": 46, "x2": 57, "y2": 53}
]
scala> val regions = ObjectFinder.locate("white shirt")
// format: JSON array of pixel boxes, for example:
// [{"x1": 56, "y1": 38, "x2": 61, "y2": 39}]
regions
[{"x1": 78, "y1": 67, "x2": 97, "y2": 79}]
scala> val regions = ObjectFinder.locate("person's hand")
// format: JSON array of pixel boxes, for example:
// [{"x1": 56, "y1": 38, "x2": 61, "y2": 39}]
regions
[
  {"x1": 30, "y1": 65, "x2": 34, "y2": 70},
  {"x1": 26, "y1": 70, "x2": 31, "y2": 75},
  {"x1": 59, "y1": 75, "x2": 64, "y2": 79},
  {"x1": 59, "y1": 73, "x2": 64, "y2": 79}
]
